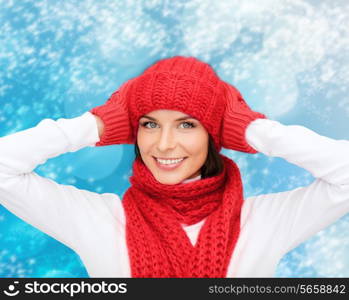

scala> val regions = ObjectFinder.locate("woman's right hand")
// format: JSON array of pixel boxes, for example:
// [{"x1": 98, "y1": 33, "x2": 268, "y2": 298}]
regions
[{"x1": 90, "y1": 87, "x2": 134, "y2": 146}]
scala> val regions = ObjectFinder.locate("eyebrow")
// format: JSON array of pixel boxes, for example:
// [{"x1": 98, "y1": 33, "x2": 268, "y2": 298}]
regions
[{"x1": 140, "y1": 115, "x2": 195, "y2": 121}]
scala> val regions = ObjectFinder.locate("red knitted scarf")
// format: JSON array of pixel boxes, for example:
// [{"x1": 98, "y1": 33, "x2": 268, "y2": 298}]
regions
[{"x1": 122, "y1": 154, "x2": 244, "y2": 277}]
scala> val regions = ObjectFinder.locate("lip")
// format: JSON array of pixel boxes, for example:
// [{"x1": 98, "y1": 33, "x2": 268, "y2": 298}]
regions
[
  {"x1": 153, "y1": 157, "x2": 187, "y2": 171},
  {"x1": 155, "y1": 157, "x2": 186, "y2": 160}
]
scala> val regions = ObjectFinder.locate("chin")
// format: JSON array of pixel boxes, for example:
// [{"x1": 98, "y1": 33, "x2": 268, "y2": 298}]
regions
[{"x1": 153, "y1": 173, "x2": 185, "y2": 185}]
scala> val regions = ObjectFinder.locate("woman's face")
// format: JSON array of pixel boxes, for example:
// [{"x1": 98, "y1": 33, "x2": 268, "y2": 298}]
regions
[{"x1": 137, "y1": 109, "x2": 209, "y2": 185}]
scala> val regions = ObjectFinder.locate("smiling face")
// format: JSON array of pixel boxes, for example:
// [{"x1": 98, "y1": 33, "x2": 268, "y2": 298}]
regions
[{"x1": 137, "y1": 109, "x2": 209, "y2": 185}]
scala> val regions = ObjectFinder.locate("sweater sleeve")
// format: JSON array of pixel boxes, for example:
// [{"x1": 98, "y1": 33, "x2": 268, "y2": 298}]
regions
[
  {"x1": 0, "y1": 112, "x2": 121, "y2": 251},
  {"x1": 242, "y1": 118, "x2": 349, "y2": 255}
]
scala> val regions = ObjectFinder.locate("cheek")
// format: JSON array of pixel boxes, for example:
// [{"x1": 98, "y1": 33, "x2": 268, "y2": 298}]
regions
[
  {"x1": 137, "y1": 131, "x2": 148, "y2": 154},
  {"x1": 137, "y1": 129, "x2": 209, "y2": 155},
  {"x1": 182, "y1": 133, "x2": 209, "y2": 155}
]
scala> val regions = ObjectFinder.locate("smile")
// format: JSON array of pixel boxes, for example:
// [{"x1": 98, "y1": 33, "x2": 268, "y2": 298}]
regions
[{"x1": 153, "y1": 157, "x2": 187, "y2": 170}]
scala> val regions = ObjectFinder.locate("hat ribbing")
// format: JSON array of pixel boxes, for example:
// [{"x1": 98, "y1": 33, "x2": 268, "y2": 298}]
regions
[{"x1": 117, "y1": 56, "x2": 226, "y2": 152}]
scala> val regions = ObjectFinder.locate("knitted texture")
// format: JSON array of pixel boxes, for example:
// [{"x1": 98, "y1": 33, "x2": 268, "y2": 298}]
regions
[
  {"x1": 90, "y1": 55, "x2": 266, "y2": 153},
  {"x1": 89, "y1": 81, "x2": 134, "y2": 146},
  {"x1": 220, "y1": 82, "x2": 267, "y2": 153},
  {"x1": 123, "y1": 153, "x2": 243, "y2": 278},
  {"x1": 88, "y1": 55, "x2": 266, "y2": 277},
  {"x1": 122, "y1": 56, "x2": 226, "y2": 152}
]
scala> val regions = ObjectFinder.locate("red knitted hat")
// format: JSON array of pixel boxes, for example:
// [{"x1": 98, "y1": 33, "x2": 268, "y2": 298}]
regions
[{"x1": 117, "y1": 56, "x2": 226, "y2": 152}]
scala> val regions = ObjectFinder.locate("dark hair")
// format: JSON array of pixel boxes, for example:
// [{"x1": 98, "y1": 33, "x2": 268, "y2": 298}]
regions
[{"x1": 134, "y1": 134, "x2": 224, "y2": 179}]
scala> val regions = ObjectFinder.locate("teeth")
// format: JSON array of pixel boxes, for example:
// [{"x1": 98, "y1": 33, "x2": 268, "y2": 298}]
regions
[{"x1": 156, "y1": 158, "x2": 184, "y2": 165}]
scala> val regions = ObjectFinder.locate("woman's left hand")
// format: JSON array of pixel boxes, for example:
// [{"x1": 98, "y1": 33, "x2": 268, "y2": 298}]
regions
[{"x1": 220, "y1": 82, "x2": 267, "y2": 153}]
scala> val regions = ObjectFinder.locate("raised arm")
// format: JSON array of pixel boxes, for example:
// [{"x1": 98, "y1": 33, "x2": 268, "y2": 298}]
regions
[
  {"x1": 243, "y1": 118, "x2": 349, "y2": 255},
  {"x1": 0, "y1": 112, "x2": 120, "y2": 251}
]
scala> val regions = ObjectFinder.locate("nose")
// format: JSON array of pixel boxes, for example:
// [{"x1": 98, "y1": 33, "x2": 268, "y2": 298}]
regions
[{"x1": 156, "y1": 127, "x2": 177, "y2": 152}]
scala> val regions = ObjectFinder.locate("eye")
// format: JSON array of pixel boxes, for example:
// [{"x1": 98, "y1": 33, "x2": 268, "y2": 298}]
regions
[
  {"x1": 180, "y1": 121, "x2": 195, "y2": 129},
  {"x1": 140, "y1": 121, "x2": 196, "y2": 129},
  {"x1": 140, "y1": 121, "x2": 157, "y2": 129}
]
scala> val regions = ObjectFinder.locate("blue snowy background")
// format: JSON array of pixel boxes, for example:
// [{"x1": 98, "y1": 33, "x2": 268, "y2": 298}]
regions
[{"x1": 0, "y1": 0, "x2": 348, "y2": 277}]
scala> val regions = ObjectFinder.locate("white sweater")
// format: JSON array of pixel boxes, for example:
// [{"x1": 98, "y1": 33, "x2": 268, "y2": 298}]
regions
[{"x1": 0, "y1": 112, "x2": 349, "y2": 278}]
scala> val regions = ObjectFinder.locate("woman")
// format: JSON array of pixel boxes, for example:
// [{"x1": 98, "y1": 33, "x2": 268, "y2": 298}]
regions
[{"x1": 0, "y1": 56, "x2": 348, "y2": 278}]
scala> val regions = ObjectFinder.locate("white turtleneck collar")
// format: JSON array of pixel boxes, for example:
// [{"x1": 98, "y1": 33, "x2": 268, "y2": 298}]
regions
[{"x1": 182, "y1": 174, "x2": 201, "y2": 184}]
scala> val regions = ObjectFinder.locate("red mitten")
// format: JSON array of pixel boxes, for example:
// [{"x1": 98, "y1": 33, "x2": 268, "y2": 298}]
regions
[
  {"x1": 89, "y1": 85, "x2": 134, "y2": 146},
  {"x1": 221, "y1": 82, "x2": 267, "y2": 153}
]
